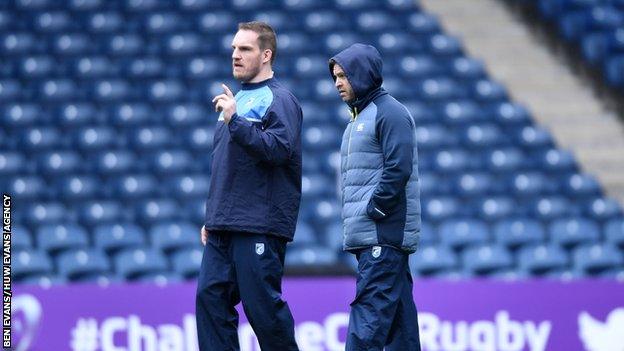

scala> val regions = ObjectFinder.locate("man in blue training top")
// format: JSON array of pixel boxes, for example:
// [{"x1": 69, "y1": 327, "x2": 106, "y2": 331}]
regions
[
  {"x1": 196, "y1": 21, "x2": 302, "y2": 351},
  {"x1": 329, "y1": 43, "x2": 422, "y2": 351}
]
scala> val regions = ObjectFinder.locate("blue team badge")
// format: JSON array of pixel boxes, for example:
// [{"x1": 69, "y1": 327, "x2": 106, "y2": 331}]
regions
[
  {"x1": 372, "y1": 246, "x2": 381, "y2": 258},
  {"x1": 255, "y1": 243, "x2": 265, "y2": 255}
]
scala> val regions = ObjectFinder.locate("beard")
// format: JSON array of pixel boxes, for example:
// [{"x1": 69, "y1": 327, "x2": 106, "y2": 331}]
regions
[{"x1": 232, "y1": 59, "x2": 262, "y2": 82}]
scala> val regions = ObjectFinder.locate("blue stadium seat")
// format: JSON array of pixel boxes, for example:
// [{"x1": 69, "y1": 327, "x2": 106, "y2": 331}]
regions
[
  {"x1": 69, "y1": 0, "x2": 103, "y2": 11},
  {"x1": 54, "y1": 34, "x2": 91, "y2": 56},
  {"x1": 108, "y1": 34, "x2": 145, "y2": 56},
  {"x1": 550, "y1": 217, "x2": 600, "y2": 248},
  {"x1": 428, "y1": 34, "x2": 463, "y2": 56},
  {"x1": 320, "y1": 221, "x2": 343, "y2": 250},
  {"x1": 165, "y1": 33, "x2": 205, "y2": 56},
  {"x1": 304, "y1": 11, "x2": 346, "y2": 32},
  {"x1": 476, "y1": 196, "x2": 517, "y2": 221},
  {"x1": 37, "y1": 223, "x2": 90, "y2": 255},
  {"x1": 92, "y1": 79, "x2": 133, "y2": 102},
  {"x1": 185, "y1": 57, "x2": 222, "y2": 80},
  {"x1": 439, "y1": 218, "x2": 490, "y2": 249},
  {"x1": 114, "y1": 248, "x2": 169, "y2": 280},
  {"x1": 78, "y1": 200, "x2": 125, "y2": 226},
  {"x1": 285, "y1": 246, "x2": 339, "y2": 266},
  {"x1": 509, "y1": 172, "x2": 555, "y2": 197},
  {"x1": 462, "y1": 245, "x2": 513, "y2": 275},
  {"x1": 197, "y1": 12, "x2": 235, "y2": 34},
  {"x1": 12, "y1": 250, "x2": 53, "y2": 280},
  {"x1": 294, "y1": 56, "x2": 329, "y2": 77},
  {"x1": 57, "y1": 103, "x2": 98, "y2": 127},
  {"x1": 6, "y1": 176, "x2": 48, "y2": 201},
  {"x1": 292, "y1": 221, "x2": 319, "y2": 247},
  {"x1": 442, "y1": 101, "x2": 483, "y2": 125},
  {"x1": 166, "y1": 174, "x2": 210, "y2": 199},
  {"x1": 37, "y1": 150, "x2": 83, "y2": 175},
  {"x1": 1, "y1": 33, "x2": 37, "y2": 55},
  {"x1": 394, "y1": 55, "x2": 441, "y2": 78},
  {"x1": 185, "y1": 198, "x2": 206, "y2": 224},
  {"x1": 73, "y1": 56, "x2": 114, "y2": 79},
  {"x1": 434, "y1": 149, "x2": 472, "y2": 173},
  {"x1": 74, "y1": 127, "x2": 117, "y2": 150},
  {"x1": 136, "y1": 199, "x2": 182, "y2": 225},
  {"x1": 605, "y1": 55, "x2": 624, "y2": 87},
  {"x1": 128, "y1": 126, "x2": 174, "y2": 150},
  {"x1": 323, "y1": 32, "x2": 361, "y2": 53},
  {"x1": 573, "y1": 243, "x2": 624, "y2": 274},
  {"x1": 94, "y1": 223, "x2": 147, "y2": 254},
  {"x1": 376, "y1": 32, "x2": 418, "y2": 54},
  {"x1": 3, "y1": 104, "x2": 41, "y2": 128},
  {"x1": 421, "y1": 172, "x2": 451, "y2": 196},
  {"x1": 148, "y1": 150, "x2": 194, "y2": 174},
  {"x1": 585, "y1": 197, "x2": 623, "y2": 221},
  {"x1": 178, "y1": 0, "x2": 219, "y2": 11},
  {"x1": 537, "y1": 148, "x2": 578, "y2": 173},
  {"x1": 310, "y1": 200, "x2": 341, "y2": 227},
  {"x1": 19, "y1": 275, "x2": 67, "y2": 287},
  {"x1": 409, "y1": 244, "x2": 458, "y2": 275},
  {"x1": 518, "y1": 243, "x2": 569, "y2": 275},
  {"x1": 337, "y1": 0, "x2": 381, "y2": 10},
  {"x1": 517, "y1": 125, "x2": 554, "y2": 150},
  {"x1": 171, "y1": 247, "x2": 203, "y2": 279},
  {"x1": 88, "y1": 12, "x2": 123, "y2": 33},
  {"x1": 20, "y1": 127, "x2": 63, "y2": 151},
  {"x1": 356, "y1": 11, "x2": 397, "y2": 32},
  {"x1": 254, "y1": 11, "x2": 294, "y2": 32},
  {"x1": 25, "y1": 202, "x2": 67, "y2": 226},
  {"x1": 417, "y1": 78, "x2": 464, "y2": 101},
  {"x1": 12, "y1": 225, "x2": 33, "y2": 251},
  {"x1": 486, "y1": 148, "x2": 526, "y2": 173},
  {"x1": 150, "y1": 221, "x2": 198, "y2": 253},
  {"x1": 605, "y1": 218, "x2": 624, "y2": 248},
  {"x1": 422, "y1": 197, "x2": 461, "y2": 222},
  {"x1": 55, "y1": 174, "x2": 102, "y2": 203},
  {"x1": 35, "y1": 12, "x2": 72, "y2": 32},
  {"x1": 302, "y1": 173, "x2": 336, "y2": 199},
  {"x1": 56, "y1": 248, "x2": 111, "y2": 280},
  {"x1": 489, "y1": 269, "x2": 531, "y2": 280},
  {"x1": 135, "y1": 272, "x2": 184, "y2": 285},
  {"x1": 0, "y1": 152, "x2": 27, "y2": 175},
  {"x1": 494, "y1": 218, "x2": 546, "y2": 249},
  {"x1": 303, "y1": 125, "x2": 342, "y2": 151},
  {"x1": 531, "y1": 196, "x2": 573, "y2": 221},
  {"x1": 489, "y1": 102, "x2": 531, "y2": 126},
  {"x1": 461, "y1": 124, "x2": 505, "y2": 148},
  {"x1": 111, "y1": 103, "x2": 153, "y2": 126},
  {"x1": 419, "y1": 221, "x2": 437, "y2": 245},
  {"x1": 145, "y1": 12, "x2": 182, "y2": 34},
  {"x1": 184, "y1": 127, "x2": 214, "y2": 152},
  {"x1": 561, "y1": 173, "x2": 601, "y2": 198},
  {"x1": 166, "y1": 103, "x2": 207, "y2": 127},
  {"x1": 147, "y1": 80, "x2": 185, "y2": 102},
  {"x1": 94, "y1": 150, "x2": 139, "y2": 175},
  {"x1": 454, "y1": 172, "x2": 497, "y2": 197},
  {"x1": 407, "y1": 12, "x2": 441, "y2": 35},
  {"x1": 109, "y1": 174, "x2": 159, "y2": 199},
  {"x1": 472, "y1": 79, "x2": 508, "y2": 102},
  {"x1": 449, "y1": 57, "x2": 486, "y2": 80},
  {"x1": 20, "y1": 57, "x2": 55, "y2": 78},
  {"x1": 124, "y1": 57, "x2": 164, "y2": 79},
  {"x1": 416, "y1": 125, "x2": 459, "y2": 150}
]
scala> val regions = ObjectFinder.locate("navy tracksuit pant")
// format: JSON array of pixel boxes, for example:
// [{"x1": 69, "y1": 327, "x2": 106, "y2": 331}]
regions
[
  {"x1": 195, "y1": 231, "x2": 299, "y2": 351},
  {"x1": 346, "y1": 245, "x2": 422, "y2": 351}
]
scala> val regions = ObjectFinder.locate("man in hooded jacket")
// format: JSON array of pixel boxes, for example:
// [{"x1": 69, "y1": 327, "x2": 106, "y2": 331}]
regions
[{"x1": 329, "y1": 43, "x2": 422, "y2": 351}]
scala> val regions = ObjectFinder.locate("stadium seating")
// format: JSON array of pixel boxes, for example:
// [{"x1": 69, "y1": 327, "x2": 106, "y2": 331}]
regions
[{"x1": 4, "y1": 0, "x2": 622, "y2": 285}]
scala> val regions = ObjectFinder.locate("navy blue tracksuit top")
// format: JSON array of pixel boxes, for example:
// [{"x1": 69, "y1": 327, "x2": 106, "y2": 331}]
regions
[{"x1": 204, "y1": 77, "x2": 303, "y2": 241}]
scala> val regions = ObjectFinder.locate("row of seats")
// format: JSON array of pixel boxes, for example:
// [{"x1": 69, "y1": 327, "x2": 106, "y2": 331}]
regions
[
  {"x1": 522, "y1": 0, "x2": 624, "y2": 89},
  {"x1": 12, "y1": 217, "x2": 624, "y2": 257},
  {"x1": 12, "y1": 240, "x2": 623, "y2": 284}
]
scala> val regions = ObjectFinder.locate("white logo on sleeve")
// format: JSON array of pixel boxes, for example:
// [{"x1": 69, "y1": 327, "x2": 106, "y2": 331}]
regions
[
  {"x1": 356, "y1": 123, "x2": 365, "y2": 132},
  {"x1": 372, "y1": 246, "x2": 381, "y2": 258},
  {"x1": 255, "y1": 243, "x2": 265, "y2": 255},
  {"x1": 578, "y1": 308, "x2": 624, "y2": 351}
]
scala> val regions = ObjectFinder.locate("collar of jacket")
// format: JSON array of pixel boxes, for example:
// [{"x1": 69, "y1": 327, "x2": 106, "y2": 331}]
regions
[
  {"x1": 241, "y1": 77, "x2": 275, "y2": 90},
  {"x1": 347, "y1": 86, "x2": 387, "y2": 119}
]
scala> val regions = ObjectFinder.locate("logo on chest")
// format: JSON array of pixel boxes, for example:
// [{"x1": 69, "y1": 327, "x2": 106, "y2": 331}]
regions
[
  {"x1": 255, "y1": 243, "x2": 265, "y2": 255},
  {"x1": 356, "y1": 123, "x2": 365, "y2": 132}
]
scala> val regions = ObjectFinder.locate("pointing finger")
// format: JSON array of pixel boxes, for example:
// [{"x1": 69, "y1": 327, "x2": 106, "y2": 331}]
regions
[{"x1": 222, "y1": 84, "x2": 234, "y2": 98}]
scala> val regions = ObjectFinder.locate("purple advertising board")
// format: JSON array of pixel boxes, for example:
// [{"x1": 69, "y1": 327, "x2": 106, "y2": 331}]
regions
[{"x1": 10, "y1": 279, "x2": 624, "y2": 351}]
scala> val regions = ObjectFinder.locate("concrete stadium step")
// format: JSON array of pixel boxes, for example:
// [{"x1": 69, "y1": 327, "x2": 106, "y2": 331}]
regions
[{"x1": 420, "y1": 0, "x2": 624, "y2": 204}]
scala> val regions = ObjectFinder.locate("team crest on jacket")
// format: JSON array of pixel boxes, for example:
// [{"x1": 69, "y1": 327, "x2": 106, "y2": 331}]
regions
[
  {"x1": 255, "y1": 243, "x2": 265, "y2": 255},
  {"x1": 356, "y1": 123, "x2": 365, "y2": 132},
  {"x1": 372, "y1": 246, "x2": 381, "y2": 258}
]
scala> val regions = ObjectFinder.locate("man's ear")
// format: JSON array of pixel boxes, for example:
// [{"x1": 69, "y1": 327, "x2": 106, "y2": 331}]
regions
[{"x1": 262, "y1": 49, "x2": 273, "y2": 64}]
